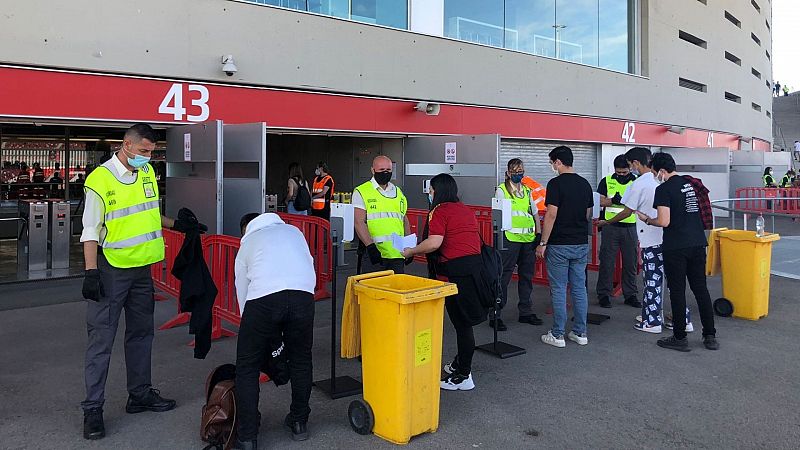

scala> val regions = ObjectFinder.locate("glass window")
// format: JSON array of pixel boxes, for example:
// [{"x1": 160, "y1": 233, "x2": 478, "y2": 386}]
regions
[
  {"x1": 599, "y1": 0, "x2": 632, "y2": 72},
  {"x1": 351, "y1": 0, "x2": 408, "y2": 29},
  {"x1": 555, "y1": 0, "x2": 599, "y2": 66},
  {"x1": 308, "y1": 0, "x2": 349, "y2": 19},
  {"x1": 444, "y1": 0, "x2": 505, "y2": 48},
  {"x1": 504, "y1": 0, "x2": 557, "y2": 57}
]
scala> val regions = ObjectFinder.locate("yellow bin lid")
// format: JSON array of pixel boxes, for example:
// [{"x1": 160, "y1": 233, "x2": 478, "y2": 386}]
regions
[
  {"x1": 354, "y1": 274, "x2": 458, "y2": 304},
  {"x1": 718, "y1": 230, "x2": 780, "y2": 243}
]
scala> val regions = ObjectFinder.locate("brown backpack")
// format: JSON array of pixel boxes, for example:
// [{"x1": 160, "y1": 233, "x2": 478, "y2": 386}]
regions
[{"x1": 200, "y1": 364, "x2": 237, "y2": 450}]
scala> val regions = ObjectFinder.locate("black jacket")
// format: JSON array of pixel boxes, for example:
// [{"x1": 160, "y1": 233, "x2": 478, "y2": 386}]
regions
[
  {"x1": 171, "y1": 208, "x2": 218, "y2": 359},
  {"x1": 437, "y1": 254, "x2": 492, "y2": 327}
]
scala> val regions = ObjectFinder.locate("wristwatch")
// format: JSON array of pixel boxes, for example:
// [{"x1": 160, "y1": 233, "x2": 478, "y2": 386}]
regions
[{"x1": 538, "y1": 242, "x2": 547, "y2": 247}]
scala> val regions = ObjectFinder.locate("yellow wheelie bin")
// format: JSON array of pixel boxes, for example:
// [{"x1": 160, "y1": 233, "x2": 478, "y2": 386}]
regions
[
  {"x1": 347, "y1": 273, "x2": 457, "y2": 445},
  {"x1": 716, "y1": 229, "x2": 780, "y2": 320}
]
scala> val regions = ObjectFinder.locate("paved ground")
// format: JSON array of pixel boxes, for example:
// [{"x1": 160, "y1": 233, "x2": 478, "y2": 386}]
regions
[{"x1": 1, "y1": 255, "x2": 800, "y2": 449}]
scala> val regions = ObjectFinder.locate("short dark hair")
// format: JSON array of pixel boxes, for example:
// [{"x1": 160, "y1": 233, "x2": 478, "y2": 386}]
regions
[
  {"x1": 613, "y1": 154, "x2": 629, "y2": 169},
  {"x1": 549, "y1": 146, "x2": 573, "y2": 167},
  {"x1": 429, "y1": 173, "x2": 460, "y2": 209},
  {"x1": 625, "y1": 147, "x2": 652, "y2": 168},
  {"x1": 317, "y1": 161, "x2": 329, "y2": 173},
  {"x1": 240, "y1": 212, "x2": 260, "y2": 236},
  {"x1": 651, "y1": 152, "x2": 677, "y2": 173},
  {"x1": 124, "y1": 123, "x2": 158, "y2": 144}
]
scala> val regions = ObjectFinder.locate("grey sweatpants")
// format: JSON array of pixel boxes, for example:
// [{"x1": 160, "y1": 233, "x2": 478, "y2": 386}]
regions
[
  {"x1": 81, "y1": 253, "x2": 155, "y2": 411},
  {"x1": 596, "y1": 225, "x2": 638, "y2": 299}
]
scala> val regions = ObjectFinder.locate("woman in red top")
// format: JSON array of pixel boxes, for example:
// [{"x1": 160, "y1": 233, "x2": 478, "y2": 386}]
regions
[{"x1": 403, "y1": 173, "x2": 486, "y2": 391}]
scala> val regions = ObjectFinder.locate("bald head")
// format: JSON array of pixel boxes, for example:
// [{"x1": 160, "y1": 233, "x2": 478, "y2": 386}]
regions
[{"x1": 372, "y1": 155, "x2": 392, "y2": 172}]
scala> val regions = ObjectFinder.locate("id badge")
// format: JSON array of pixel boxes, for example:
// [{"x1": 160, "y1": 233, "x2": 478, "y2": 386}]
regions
[{"x1": 143, "y1": 182, "x2": 156, "y2": 198}]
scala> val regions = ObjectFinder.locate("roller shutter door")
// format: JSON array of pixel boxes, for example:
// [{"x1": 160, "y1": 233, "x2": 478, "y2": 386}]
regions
[{"x1": 499, "y1": 140, "x2": 599, "y2": 190}]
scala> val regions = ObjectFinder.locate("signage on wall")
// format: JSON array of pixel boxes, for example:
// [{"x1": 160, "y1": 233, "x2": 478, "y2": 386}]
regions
[
  {"x1": 183, "y1": 133, "x2": 191, "y2": 161},
  {"x1": 445, "y1": 142, "x2": 457, "y2": 163}
]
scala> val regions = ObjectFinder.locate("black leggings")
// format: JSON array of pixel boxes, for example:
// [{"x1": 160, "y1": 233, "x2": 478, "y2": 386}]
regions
[{"x1": 445, "y1": 295, "x2": 475, "y2": 375}]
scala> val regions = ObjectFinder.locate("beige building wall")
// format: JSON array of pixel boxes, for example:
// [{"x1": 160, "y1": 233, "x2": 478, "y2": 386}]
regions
[{"x1": 0, "y1": 0, "x2": 773, "y2": 141}]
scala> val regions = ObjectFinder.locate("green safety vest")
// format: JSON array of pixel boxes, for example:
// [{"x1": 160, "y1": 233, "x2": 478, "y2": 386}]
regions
[
  {"x1": 763, "y1": 174, "x2": 775, "y2": 187},
  {"x1": 781, "y1": 175, "x2": 792, "y2": 188},
  {"x1": 604, "y1": 175, "x2": 636, "y2": 224},
  {"x1": 84, "y1": 164, "x2": 164, "y2": 268},
  {"x1": 498, "y1": 183, "x2": 536, "y2": 243},
  {"x1": 355, "y1": 181, "x2": 407, "y2": 259}
]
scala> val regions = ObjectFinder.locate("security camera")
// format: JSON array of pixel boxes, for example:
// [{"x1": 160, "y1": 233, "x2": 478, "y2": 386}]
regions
[
  {"x1": 221, "y1": 55, "x2": 238, "y2": 76},
  {"x1": 414, "y1": 102, "x2": 441, "y2": 116}
]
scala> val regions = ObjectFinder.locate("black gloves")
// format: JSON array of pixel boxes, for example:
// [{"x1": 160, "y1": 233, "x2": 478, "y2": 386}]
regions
[
  {"x1": 611, "y1": 193, "x2": 623, "y2": 205},
  {"x1": 82, "y1": 269, "x2": 104, "y2": 302},
  {"x1": 172, "y1": 208, "x2": 208, "y2": 234},
  {"x1": 405, "y1": 257, "x2": 414, "y2": 266},
  {"x1": 366, "y1": 243, "x2": 383, "y2": 265}
]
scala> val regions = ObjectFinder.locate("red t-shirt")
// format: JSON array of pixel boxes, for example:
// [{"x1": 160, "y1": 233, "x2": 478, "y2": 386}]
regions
[{"x1": 428, "y1": 202, "x2": 481, "y2": 262}]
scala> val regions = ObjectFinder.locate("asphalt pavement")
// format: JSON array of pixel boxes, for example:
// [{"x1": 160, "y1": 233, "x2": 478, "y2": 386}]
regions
[{"x1": 1, "y1": 260, "x2": 799, "y2": 449}]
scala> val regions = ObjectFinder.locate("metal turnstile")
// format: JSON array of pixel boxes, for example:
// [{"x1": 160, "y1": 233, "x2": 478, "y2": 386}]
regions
[
  {"x1": 17, "y1": 200, "x2": 49, "y2": 272},
  {"x1": 49, "y1": 200, "x2": 71, "y2": 269}
]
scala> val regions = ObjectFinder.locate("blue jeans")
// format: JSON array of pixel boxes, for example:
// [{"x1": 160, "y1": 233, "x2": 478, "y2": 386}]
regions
[
  {"x1": 287, "y1": 200, "x2": 307, "y2": 215},
  {"x1": 546, "y1": 244, "x2": 589, "y2": 338}
]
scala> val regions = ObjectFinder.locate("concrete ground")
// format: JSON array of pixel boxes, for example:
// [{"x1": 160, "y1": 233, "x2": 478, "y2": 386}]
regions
[{"x1": 1, "y1": 256, "x2": 800, "y2": 449}]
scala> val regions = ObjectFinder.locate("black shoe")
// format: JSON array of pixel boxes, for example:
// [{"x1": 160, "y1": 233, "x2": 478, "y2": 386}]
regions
[
  {"x1": 657, "y1": 336, "x2": 691, "y2": 352},
  {"x1": 488, "y1": 319, "x2": 507, "y2": 331},
  {"x1": 518, "y1": 314, "x2": 543, "y2": 325},
  {"x1": 703, "y1": 335, "x2": 719, "y2": 350},
  {"x1": 624, "y1": 296, "x2": 642, "y2": 308},
  {"x1": 233, "y1": 439, "x2": 258, "y2": 450},
  {"x1": 284, "y1": 414, "x2": 308, "y2": 441},
  {"x1": 598, "y1": 296, "x2": 612, "y2": 308},
  {"x1": 83, "y1": 407, "x2": 105, "y2": 440},
  {"x1": 125, "y1": 388, "x2": 177, "y2": 413}
]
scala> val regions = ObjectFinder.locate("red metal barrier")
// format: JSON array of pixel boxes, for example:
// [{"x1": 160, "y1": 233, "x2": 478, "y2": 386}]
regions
[
  {"x1": 277, "y1": 213, "x2": 332, "y2": 300},
  {"x1": 203, "y1": 234, "x2": 241, "y2": 340},
  {"x1": 735, "y1": 187, "x2": 800, "y2": 214}
]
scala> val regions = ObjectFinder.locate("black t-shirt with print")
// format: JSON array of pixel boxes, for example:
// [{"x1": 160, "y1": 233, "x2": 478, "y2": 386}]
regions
[
  {"x1": 545, "y1": 173, "x2": 594, "y2": 245},
  {"x1": 653, "y1": 175, "x2": 707, "y2": 251}
]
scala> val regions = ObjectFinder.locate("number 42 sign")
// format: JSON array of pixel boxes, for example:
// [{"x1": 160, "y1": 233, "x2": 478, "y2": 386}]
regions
[{"x1": 158, "y1": 83, "x2": 210, "y2": 122}]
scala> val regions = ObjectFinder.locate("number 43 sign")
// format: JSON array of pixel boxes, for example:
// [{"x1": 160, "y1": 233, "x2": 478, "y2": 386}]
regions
[{"x1": 158, "y1": 83, "x2": 210, "y2": 122}]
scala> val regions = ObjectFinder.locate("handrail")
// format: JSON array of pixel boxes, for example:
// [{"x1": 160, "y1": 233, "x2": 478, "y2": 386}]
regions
[{"x1": 710, "y1": 197, "x2": 800, "y2": 232}]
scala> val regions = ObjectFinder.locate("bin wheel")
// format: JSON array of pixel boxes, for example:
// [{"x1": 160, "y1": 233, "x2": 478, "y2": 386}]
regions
[
  {"x1": 714, "y1": 298, "x2": 734, "y2": 317},
  {"x1": 348, "y1": 399, "x2": 374, "y2": 435}
]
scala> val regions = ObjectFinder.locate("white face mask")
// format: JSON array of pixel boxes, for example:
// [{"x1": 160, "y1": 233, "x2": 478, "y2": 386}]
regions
[
  {"x1": 656, "y1": 171, "x2": 666, "y2": 183},
  {"x1": 550, "y1": 162, "x2": 559, "y2": 175},
  {"x1": 315, "y1": 168, "x2": 321, "y2": 176}
]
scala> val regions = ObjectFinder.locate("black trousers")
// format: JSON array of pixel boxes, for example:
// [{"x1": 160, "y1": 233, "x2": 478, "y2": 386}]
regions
[
  {"x1": 445, "y1": 295, "x2": 475, "y2": 376},
  {"x1": 235, "y1": 290, "x2": 315, "y2": 441},
  {"x1": 359, "y1": 256, "x2": 405, "y2": 275},
  {"x1": 497, "y1": 235, "x2": 537, "y2": 319},
  {"x1": 82, "y1": 253, "x2": 154, "y2": 410},
  {"x1": 596, "y1": 225, "x2": 638, "y2": 299},
  {"x1": 663, "y1": 246, "x2": 716, "y2": 340}
]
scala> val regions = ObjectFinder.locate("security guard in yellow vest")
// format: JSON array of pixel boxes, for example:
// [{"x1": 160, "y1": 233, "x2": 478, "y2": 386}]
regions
[
  {"x1": 79, "y1": 124, "x2": 205, "y2": 441},
  {"x1": 596, "y1": 154, "x2": 639, "y2": 309},
  {"x1": 492, "y1": 158, "x2": 543, "y2": 332},
  {"x1": 353, "y1": 155, "x2": 410, "y2": 274}
]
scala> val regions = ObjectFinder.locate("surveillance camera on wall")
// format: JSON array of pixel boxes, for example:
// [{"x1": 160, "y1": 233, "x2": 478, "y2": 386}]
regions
[
  {"x1": 221, "y1": 55, "x2": 238, "y2": 76},
  {"x1": 414, "y1": 102, "x2": 441, "y2": 116}
]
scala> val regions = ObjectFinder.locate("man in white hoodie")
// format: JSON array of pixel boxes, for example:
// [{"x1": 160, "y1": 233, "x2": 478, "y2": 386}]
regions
[{"x1": 233, "y1": 213, "x2": 316, "y2": 449}]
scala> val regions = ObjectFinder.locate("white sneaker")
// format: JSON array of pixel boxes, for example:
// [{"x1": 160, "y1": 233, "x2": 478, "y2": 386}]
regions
[
  {"x1": 634, "y1": 321, "x2": 662, "y2": 334},
  {"x1": 664, "y1": 320, "x2": 694, "y2": 332},
  {"x1": 440, "y1": 372, "x2": 475, "y2": 391},
  {"x1": 635, "y1": 315, "x2": 643, "y2": 323},
  {"x1": 541, "y1": 331, "x2": 566, "y2": 347},
  {"x1": 567, "y1": 331, "x2": 588, "y2": 346}
]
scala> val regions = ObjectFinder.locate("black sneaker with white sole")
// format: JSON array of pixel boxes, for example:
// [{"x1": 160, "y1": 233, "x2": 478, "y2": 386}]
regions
[
  {"x1": 440, "y1": 372, "x2": 475, "y2": 391},
  {"x1": 657, "y1": 336, "x2": 690, "y2": 352}
]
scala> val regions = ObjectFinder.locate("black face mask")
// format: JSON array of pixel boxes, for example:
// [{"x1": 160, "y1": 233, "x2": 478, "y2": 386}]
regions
[
  {"x1": 612, "y1": 173, "x2": 634, "y2": 183},
  {"x1": 374, "y1": 171, "x2": 392, "y2": 185}
]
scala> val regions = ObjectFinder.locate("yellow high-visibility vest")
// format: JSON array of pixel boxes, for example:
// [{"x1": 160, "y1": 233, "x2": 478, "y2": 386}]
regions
[
  {"x1": 498, "y1": 183, "x2": 536, "y2": 243},
  {"x1": 84, "y1": 164, "x2": 164, "y2": 268},
  {"x1": 604, "y1": 175, "x2": 636, "y2": 223},
  {"x1": 355, "y1": 181, "x2": 407, "y2": 259}
]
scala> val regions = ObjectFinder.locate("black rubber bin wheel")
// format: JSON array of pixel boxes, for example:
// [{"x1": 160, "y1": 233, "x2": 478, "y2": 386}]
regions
[
  {"x1": 348, "y1": 399, "x2": 374, "y2": 435},
  {"x1": 714, "y1": 298, "x2": 734, "y2": 317}
]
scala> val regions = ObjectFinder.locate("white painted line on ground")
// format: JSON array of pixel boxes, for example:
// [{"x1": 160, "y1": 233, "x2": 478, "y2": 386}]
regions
[{"x1": 771, "y1": 270, "x2": 800, "y2": 280}]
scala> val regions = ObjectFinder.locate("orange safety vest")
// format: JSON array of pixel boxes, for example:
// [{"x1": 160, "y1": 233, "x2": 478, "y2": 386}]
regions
[
  {"x1": 312, "y1": 175, "x2": 334, "y2": 210},
  {"x1": 521, "y1": 176, "x2": 547, "y2": 212}
]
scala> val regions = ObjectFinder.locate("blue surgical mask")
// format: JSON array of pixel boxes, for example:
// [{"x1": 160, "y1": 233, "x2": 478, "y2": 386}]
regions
[
  {"x1": 428, "y1": 193, "x2": 434, "y2": 204},
  {"x1": 631, "y1": 168, "x2": 641, "y2": 176},
  {"x1": 124, "y1": 149, "x2": 150, "y2": 169},
  {"x1": 510, "y1": 173, "x2": 524, "y2": 184}
]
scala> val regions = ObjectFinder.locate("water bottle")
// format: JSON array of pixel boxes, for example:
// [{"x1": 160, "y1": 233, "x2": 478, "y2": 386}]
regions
[{"x1": 755, "y1": 214, "x2": 765, "y2": 237}]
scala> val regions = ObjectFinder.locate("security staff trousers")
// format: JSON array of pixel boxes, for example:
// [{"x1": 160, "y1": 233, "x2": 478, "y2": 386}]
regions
[
  {"x1": 495, "y1": 234, "x2": 538, "y2": 319},
  {"x1": 81, "y1": 252, "x2": 155, "y2": 411},
  {"x1": 596, "y1": 225, "x2": 638, "y2": 300}
]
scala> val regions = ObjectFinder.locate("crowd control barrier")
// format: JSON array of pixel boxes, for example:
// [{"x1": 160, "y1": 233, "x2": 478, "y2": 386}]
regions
[
  {"x1": 735, "y1": 187, "x2": 800, "y2": 214},
  {"x1": 277, "y1": 213, "x2": 333, "y2": 300}
]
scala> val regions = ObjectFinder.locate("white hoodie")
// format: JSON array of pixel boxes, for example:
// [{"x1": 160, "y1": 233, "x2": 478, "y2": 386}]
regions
[{"x1": 234, "y1": 213, "x2": 316, "y2": 313}]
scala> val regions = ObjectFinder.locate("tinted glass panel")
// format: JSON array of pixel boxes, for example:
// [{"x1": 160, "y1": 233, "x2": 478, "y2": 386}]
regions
[
  {"x1": 505, "y1": 0, "x2": 557, "y2": 57},
  {"x1": 444, "y1": 0, "x2": 505, "y2": 48},
  {"x1": 599, "y1": 0, "x2": 631, "y2": 72},
  {"x1": 555, "y1": 0, "x2": 599, "y2": 66},
  {"x1": 352, "y1": 0, "x2": 408, "y2": 28}
]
